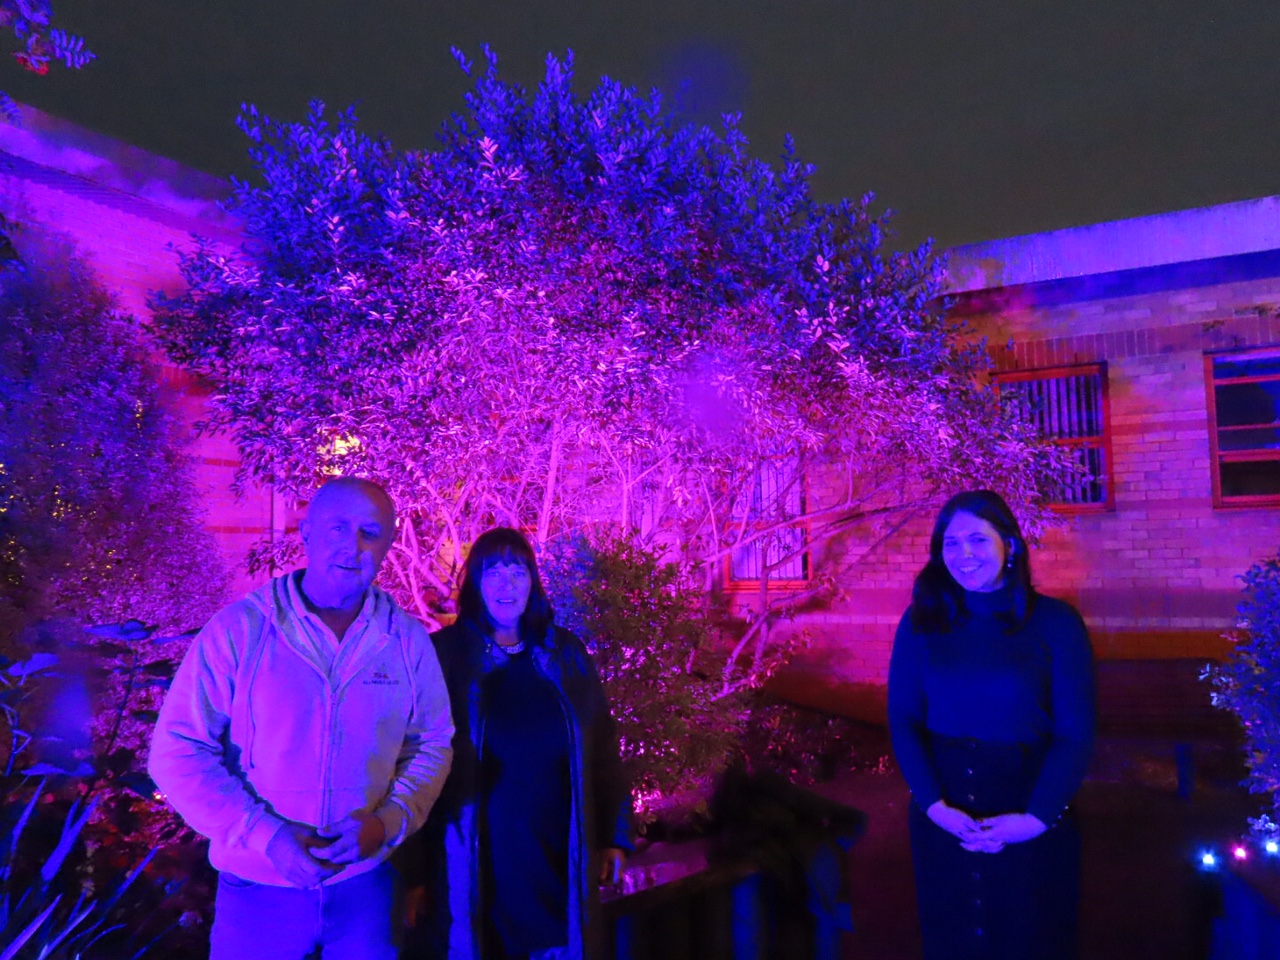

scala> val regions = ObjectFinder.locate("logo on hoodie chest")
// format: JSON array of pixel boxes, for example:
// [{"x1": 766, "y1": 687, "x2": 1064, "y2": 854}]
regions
[{"x1": 363, "y1": 664, "x2": 401, "y2": 686}]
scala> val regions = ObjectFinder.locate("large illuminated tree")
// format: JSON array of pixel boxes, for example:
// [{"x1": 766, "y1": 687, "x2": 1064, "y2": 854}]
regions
[{"x1": 154, "y1": 50, "x2": 1068, "y2": 697}]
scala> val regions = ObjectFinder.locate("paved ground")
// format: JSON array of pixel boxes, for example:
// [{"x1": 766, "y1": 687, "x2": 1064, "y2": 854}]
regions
[{"x1": 824, "y1": 748, "x2": 1263, "y2": 960}]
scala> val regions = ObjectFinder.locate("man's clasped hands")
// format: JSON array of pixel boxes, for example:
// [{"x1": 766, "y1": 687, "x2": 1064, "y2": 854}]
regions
[{"x1": 263, "y1": 813, "x2": 388, "y2": 888}]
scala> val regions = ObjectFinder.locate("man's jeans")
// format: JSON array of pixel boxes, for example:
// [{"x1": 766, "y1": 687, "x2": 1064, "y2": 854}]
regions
[{"x1": 210, "y1": 863, "x2": 395, "y2": 960}]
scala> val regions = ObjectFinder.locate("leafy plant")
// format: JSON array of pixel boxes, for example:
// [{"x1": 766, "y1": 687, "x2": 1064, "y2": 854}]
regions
[
  {"x1": 1209, "y1": 552, "x2": 1280, "y2": 818},
  {"x1": 0, "y1": 1, "x2": 94, "y2": 120},
  {"x1": 0, "y1": 0, "x2": 96, "y2": 269},
  {"x1": 71, "y1": 621, "x2": 198, "y2": 861},
  {"x1": 0, "y1": 0, "x2": 92, "y2": 73},
  {"x1": 0, "y1": 787, "x2": 163, "y2": 960},
  {"x1": 543, "y1": 532, "x2": 745, "y2": 806},
  {"x1": 0, "y1": 649, "x2": 55, "y2": 779},
  {"x1": 542, "y1": 531, "x2": 892, "y2": 826},
  {"x1": 0, "y1": 235, "x2": 226, "y2": 954},
  {"x1": 0, "y1": 650, "x2": 165, "y2": 959},
  {"x1": 0, "y1": 234, "x2": 229, "y2": 648}
]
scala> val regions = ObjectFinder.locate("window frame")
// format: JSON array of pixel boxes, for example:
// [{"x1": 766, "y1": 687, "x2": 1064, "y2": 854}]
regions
[
  {"x1": 722, "y1": 458, "x2": 812, "y2": 592},
  {"x1": 994, "y1": 362, "x2": 1115, "y2": 514},
  {"x1": 1205, "y1": 348, "x2": 1280, "y2": 509}
]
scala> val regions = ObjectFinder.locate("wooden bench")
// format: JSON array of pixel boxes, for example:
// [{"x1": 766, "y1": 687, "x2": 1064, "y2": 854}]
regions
[
  {"x1": 1094, "y1": 658, "x2": 1243, "y2": 798},
  {"x1": 602, "y1": 837, "x2": 763, "y2": 960}
]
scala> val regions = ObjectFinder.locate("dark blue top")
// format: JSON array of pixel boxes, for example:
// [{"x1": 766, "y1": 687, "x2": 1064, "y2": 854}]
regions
[
  {"x1": 887, "y1": 586, "x2": 1096, "y2": 824},
  {"x1": 481, "y1": 649, "x2": 572, "y2": 954}
]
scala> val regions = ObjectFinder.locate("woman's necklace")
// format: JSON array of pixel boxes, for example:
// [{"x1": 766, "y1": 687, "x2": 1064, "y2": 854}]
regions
[{"x1": 488, "y1": 635, "x2": 525, "y2": 657}]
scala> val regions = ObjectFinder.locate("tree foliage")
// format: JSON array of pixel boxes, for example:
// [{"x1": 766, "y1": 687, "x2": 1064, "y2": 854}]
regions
[
  {"x1": 0, "y1": 235, "x2": 227, "y2": 952},
  {"x1": 153, "y1": 48, "x2": 1070, "y2": 697},
  {"x1": 0, "y1": 0, "x2": 93, "y2": 117},
  {"x1": 0, "y1": 235, "x2": 228, "y2": 641},
  {"x1": 0, "y1": 265, "x2": 220, "y2": 947},
  {"x1": 1209, "y1": 553, "x2": 1280, "y2": 820}
]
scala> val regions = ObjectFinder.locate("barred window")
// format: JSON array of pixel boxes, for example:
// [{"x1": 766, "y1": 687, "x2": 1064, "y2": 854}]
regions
[
  {"x1": 727, "y1": 458, "x2": 809, "y2": 585},
  {"x1": 1207, "y1": 350, "x2": 1280, "y2": 506},
  {"x1": 996, "y1": 364, "x2": 1112, "y2": 510}
]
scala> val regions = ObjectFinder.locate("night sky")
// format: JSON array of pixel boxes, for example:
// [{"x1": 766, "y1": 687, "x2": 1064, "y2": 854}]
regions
[{"x1": 6, "y1": 1, "x2": 1280, "y2": 249}]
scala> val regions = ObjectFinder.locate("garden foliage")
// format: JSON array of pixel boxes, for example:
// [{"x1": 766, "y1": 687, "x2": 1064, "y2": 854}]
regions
[
  {"x1": 0, "y1": 642, "x2": 199, "y2": 959},
  {"x1": 1209, "y1": 551, "x2": 1280, "y2": 819},
  {"x1": 153, "y1": 49, "x2": 1071, "y2": 702},
  {"x1": 0, "y1": 0, "x2": 91, "y2": 74},
  {"x1": 0, "y1": 237, "x2": 228, "y2": 953},
  {"x1": 0, "y1": 653, "x2": 140, "y2": 959},
  {"x1": 0, "y1": 236, "x2": 227, "y2": 641},
  {"x1": 542, "y1": 532, "x2": 740, "y2": 806}
]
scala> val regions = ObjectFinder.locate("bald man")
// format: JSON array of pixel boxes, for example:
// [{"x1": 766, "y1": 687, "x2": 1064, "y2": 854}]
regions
[{"x1": 150, "y1": 477, "x2": 453, "y2": 959}]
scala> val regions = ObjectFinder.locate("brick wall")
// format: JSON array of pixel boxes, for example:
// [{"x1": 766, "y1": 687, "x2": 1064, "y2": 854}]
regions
[
  {"x1": 770, "y1": 264, "x2": 1280, "y2": 716},
  {"x1": 969, "y1": 269, "x2": 1280, "y2": 659},
  {"x1": 760, "y1": 490, "x2": 931, "y2": 717}
]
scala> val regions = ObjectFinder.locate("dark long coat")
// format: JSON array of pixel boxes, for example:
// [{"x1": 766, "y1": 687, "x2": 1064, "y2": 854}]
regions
[{"x1": 398, "y1": 621, "x2": 632, "y2": 960}]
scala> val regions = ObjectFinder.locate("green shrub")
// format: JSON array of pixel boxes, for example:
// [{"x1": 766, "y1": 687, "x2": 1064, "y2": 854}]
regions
[
  {"x1": 542, "y1": 532, "x2": 748, "y2": 815},
  {"x1": 1209, "y1": 552, "x2": 1280, "y2": 818}
]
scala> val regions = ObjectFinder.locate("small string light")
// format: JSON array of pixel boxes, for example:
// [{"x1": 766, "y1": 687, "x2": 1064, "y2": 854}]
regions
[
  {"x1": 1233, "y1": 845, "x2": 1249, "y2": 861},
  {"x1": 1200, "y1": 851, "x2": 1218, "y2": 870},
  {"x1": 1265, "y1": 840, "x2": 1279, "y2": 856}
]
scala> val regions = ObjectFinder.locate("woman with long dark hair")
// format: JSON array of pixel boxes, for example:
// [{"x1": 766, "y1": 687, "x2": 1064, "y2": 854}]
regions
[
  {"x1": 888, "y1": 490, "x2": 1095, "y2": 960},
  {"x1": 400, "y1": 528, "x2": 631, "y2": 960}
]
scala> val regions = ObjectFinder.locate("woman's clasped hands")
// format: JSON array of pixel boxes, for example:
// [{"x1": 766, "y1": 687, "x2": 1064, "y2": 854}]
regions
[{"x1": 926, "y1": 800, "x2": 1047, "y2": 854}]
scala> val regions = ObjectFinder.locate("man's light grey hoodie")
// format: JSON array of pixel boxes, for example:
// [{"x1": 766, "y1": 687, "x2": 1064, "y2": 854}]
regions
[{"x1": 150, "y1": 571, "x2": 454, "y2": 886}]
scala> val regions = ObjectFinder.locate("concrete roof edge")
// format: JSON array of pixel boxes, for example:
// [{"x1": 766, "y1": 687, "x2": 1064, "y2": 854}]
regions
[
  {"x1": 943, "y1": 196, "x2": 1280, "y2": 295},
  {"x1": 0, "y1": 102, "x2": 238, "y2": 230}
]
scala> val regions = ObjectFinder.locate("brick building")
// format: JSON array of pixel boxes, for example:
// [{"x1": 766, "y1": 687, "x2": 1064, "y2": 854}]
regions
[
  {"x1": 950, "y1": 196, "x2": 1280, "y2": 657},
  {"x1": 774, "y1": 195, "x2": 1280, "y2": 719},
  {"x1": 0, "y1": 104, "x2": 271, "y2": 594}
]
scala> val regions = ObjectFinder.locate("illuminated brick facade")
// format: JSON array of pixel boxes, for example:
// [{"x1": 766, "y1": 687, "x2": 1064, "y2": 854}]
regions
[
  {"x1": 951, "y1": 198, "x2": 1280, "y2": 660},
  {"x1": 775, "y1": 198, "x2": 1280, "y2": 717}
]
